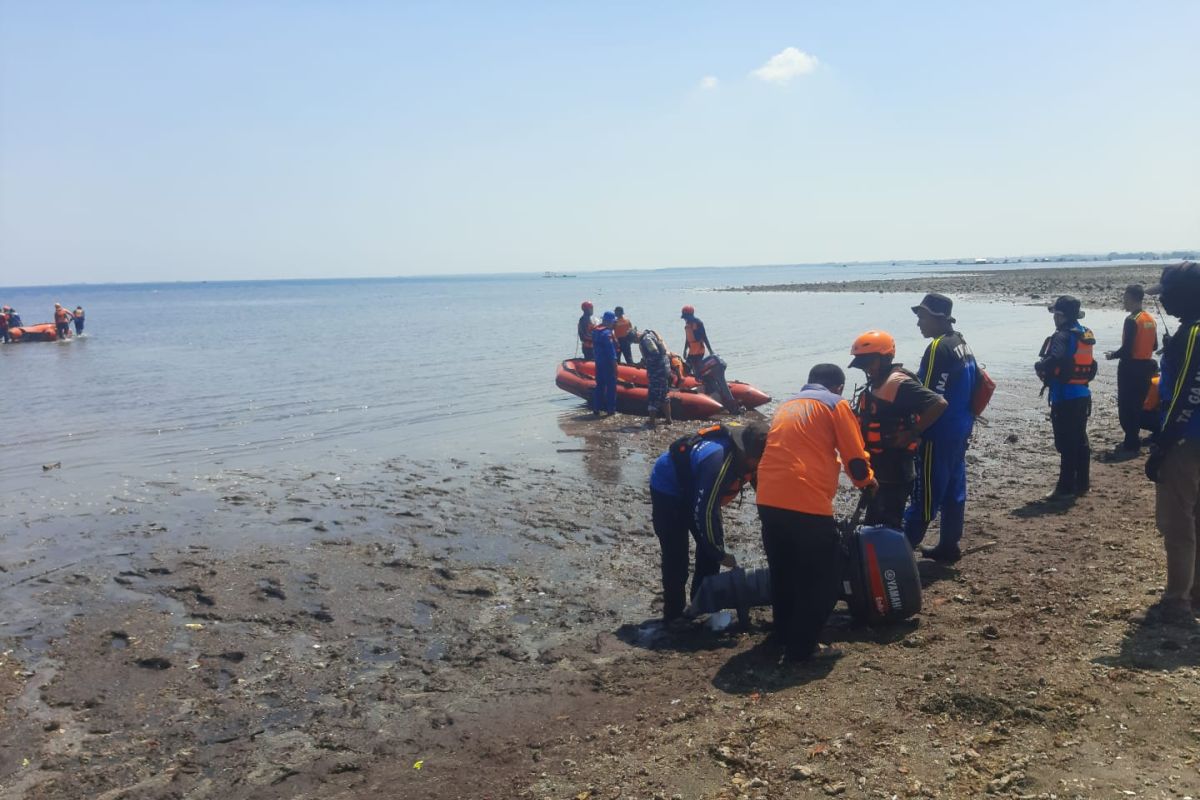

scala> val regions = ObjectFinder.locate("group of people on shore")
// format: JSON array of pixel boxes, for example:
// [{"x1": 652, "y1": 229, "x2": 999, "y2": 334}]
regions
[
  {"x1": 648, "y1": 291, "x2": 980, "y2": 660},
  {"x1": 0, "y1": 303, "x2": 85, "y2": 342},
  {"x1": 1022, "y1": 269, "x2": 1200, "y2": 627},
  {"x1": 645, "y1": 262, "x2": 1200, "y2": 662},
  {"x1": 576, "y1": 301, "x2": 738, "y2": 423}
]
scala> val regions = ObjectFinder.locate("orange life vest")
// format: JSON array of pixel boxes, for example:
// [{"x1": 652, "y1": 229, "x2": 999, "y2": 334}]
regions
[
  {"x1": 613, "y1": 316, "x2": 632, "y2": 339},
  {"x1": 684, "y1": 320, "x2": 705, "y2": 356},
  {"x1": 668, "y1": 423, "x2": 752, "y2": 506},
  {"x1": 1129, "y1": 310, "x2": 1157, "y2": 360},
  {"x1": 855, "y1": 368, "x2": 920, "y2": 456},
  {"x1": 1066, "y1": 327, "x2": 1098, "y2": 385}
]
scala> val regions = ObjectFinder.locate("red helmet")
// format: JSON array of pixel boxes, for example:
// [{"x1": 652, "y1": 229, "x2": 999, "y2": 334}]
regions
[
  {"x1": 681, "y1": 304, "x2": 695, "y2": 317},
  {"x1": 581, "y1": 300, "x2": 593, "y2": 311}
]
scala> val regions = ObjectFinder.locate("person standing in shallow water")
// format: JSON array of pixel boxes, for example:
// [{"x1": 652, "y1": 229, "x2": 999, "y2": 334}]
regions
[
  {"x1": 612, "y1": 306, "x2": 636, "y2": 366},
  {"x1": 1035, "y1": 295, "x2": 1097, "y2": 501},
  {"x1": 590, "y1": 311, "x2": 618, "y2": 416},
  {"x1": 72, "y1": 306, "x2": 85, "y2": 335},
  {"x1": 53, "y1": 303, "x2": 73, "y2": 339},
  {"x1": 680, "y1": 305, "x2": 714, "y2": 377},
  {"x1": 904, "y1": 293, "x2": 979, "y2": 563},
  {"x1": 578, "y1": 301, "x2": 597, "y2": 361},
  {"x1": 1105, "y1": 284, "x2": 1157, "y2": 456}
]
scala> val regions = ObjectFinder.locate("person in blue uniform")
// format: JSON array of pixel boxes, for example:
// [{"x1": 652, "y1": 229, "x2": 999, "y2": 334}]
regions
[
  {"x1": 648, "y1": 421, "x2": 769, "y2": 621},
  {"x1": 903, "y1": 294, "x2": 979, "y2": 562},
  {"x1": 591, "y1": 311, "x2": 619, "y2": 416},
  {"x1": 1144, "y1": 262, "x2": 1200, "y2": 625},
  {"x1": 73, "y1": 306, "x2": 85, "y2": 335},
  {"x1": 1035, "y1": 295, "x2": 1097, "y2": 501}
]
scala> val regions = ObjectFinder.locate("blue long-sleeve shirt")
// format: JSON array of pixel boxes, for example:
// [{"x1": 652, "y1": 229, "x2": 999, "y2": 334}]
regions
[
  {"x1": 916, "y1": 331, "x2": 977, "y2": 442},
  {"x1": 1158, "y1": 319, "x2": 1200, "y2": 445},
  {"x1": 649, "y1": 438, "x2": 741, "y2": 563},
  {"x1": 591, "y1": 326, "x2": 618, "y2": 365}
]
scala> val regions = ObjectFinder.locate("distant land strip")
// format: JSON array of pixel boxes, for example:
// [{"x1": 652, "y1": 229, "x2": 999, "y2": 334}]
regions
[{"x1": 732, "y1": 263, "x2": 1179, "y2": 311}]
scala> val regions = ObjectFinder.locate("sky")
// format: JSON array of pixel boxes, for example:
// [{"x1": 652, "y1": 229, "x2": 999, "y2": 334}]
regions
[{"x1": 1, "y1": 1, "x2": 1197, "y2": 285}]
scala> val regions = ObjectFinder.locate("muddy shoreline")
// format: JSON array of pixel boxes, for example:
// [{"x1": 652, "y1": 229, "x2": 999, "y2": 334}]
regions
[
  {"x1": 3, "y1": 370, "x2": 1200, "y2": 799},
  {"x1": 735, "y1": 263, "x2": 1176, "y2": 311}
]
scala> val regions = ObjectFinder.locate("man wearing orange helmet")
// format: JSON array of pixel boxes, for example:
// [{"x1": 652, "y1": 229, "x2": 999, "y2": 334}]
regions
[
  {"x1": 849, "y1": 331, "x2": 947, "y2": 530},
  {"x1": 578, "y1": 301, "x2": 598, "y2": 361},
  {"x1": 680, "y1": 305, "x2": 714, "y2": 377}
]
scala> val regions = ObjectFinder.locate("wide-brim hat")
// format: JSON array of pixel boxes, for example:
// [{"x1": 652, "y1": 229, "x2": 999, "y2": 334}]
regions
[
  {"x1": 1048, "y1": 295, "x2": 1084, "y2": 319},
  {"x1": 911, "y1": 292, "x2": 956, "y2": 323}
]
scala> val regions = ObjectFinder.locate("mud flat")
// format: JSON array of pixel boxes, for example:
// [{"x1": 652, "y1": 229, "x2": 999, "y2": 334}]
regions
[
  {"x1": 2, "y1": 373, "x2": 1199, "y2": 799},
  {"x1": 737, "y1": 264, "x2": 1175, "y2": 311}
]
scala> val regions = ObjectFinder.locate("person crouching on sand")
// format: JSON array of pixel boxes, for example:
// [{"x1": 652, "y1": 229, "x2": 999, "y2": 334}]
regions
[{"x1": 648, "y1": 420, "x2": 768, "y2": 622}]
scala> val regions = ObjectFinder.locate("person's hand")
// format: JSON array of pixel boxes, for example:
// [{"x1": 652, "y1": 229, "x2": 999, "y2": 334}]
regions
[
  {"x1": 891, "y1": 430, "x2": 918, "y2": 448},
  {"x1": 863, "y1": 478, "x2": 879, "y2": 492},
  {"x1": 721, "y1": 553, "x2": 738, "y2": 569},
  {"x1": 1145, "y1": 446, "x2": 1166, "y2": 483},
  {"x1": 1105, "y1": 350, "x2": 1117, "y2": 360}
]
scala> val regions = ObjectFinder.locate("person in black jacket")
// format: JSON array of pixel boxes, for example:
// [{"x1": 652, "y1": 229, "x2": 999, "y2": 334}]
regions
[{"x1": 1105, "y1": 284, "x2": 1158, "y2": 456}]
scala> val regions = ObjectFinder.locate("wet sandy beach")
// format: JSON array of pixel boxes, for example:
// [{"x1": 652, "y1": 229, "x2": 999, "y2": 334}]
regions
[{"x1": 2, "y1": 270, "x2": 1199, "y2": 799}]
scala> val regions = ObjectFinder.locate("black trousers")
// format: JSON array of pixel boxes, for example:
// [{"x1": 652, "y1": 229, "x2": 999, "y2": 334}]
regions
[
  {"x1": 1117, "y1": 359, "x2": 1156, "y2": 449},
  {"x1": 618, "y1": 338, "x2": 635, "y2": 365},
  {"x1": 759, "y1": 505, "x2": 842, "y2": 660},
  {"x1": 1051, "y1": 396, "x2": 1091, "y2": 493},
  {"x1": 865, "y1": 480, "x2": 912, "y2": 530},
  {"x1": 651, "y1": 489, "x2": 719, "y2": 620}
]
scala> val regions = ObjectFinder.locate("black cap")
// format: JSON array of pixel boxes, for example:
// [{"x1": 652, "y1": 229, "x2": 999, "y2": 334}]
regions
[
  {"x1": 1048, "y1": 295, "x2": 1084, "y2": 320},
  {"x1": 911, "y1": 292, "x2": 956, "y2": 323},
  {"x1": 1148, "y1": 261, "x2": 1200, "y2": 295}
]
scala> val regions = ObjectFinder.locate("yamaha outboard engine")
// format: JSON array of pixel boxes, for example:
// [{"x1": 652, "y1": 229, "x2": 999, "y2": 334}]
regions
[{"x1": 838, "y1": 492, "x2": 922, "y2": 625}]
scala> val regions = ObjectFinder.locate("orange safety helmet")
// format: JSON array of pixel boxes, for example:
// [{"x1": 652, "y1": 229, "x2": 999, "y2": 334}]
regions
[
  {"x1": 581, "y1": 300, "x2": 593, "y2": 311},
  {"x1": 680, "y1": 304, "x2": 695, "y2": 318},
  {"x1": 849, "y1": 330, "x2": 896, "y2": 368}
]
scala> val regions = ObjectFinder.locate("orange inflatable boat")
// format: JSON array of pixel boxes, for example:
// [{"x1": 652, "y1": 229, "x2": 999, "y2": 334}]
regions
[
  {"x1": 9, "y1": 323, "x2": 60, "y2": 342},
  {"x1": 555, "y1": 358, "x2": 771, "y2": 419}
]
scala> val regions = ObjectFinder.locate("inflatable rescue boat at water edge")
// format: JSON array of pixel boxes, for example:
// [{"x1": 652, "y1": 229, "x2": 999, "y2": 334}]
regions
[
  {"x1": 555, "y1": 358, "x2": 771, "y2": 420},
  {"x1": 9, "y1": 323, "x2": 61, "y2": 342}
]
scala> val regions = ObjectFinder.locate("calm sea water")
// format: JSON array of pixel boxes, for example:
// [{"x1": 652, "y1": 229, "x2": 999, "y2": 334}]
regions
[{"x1": 2, "y1": 261, "x2": 1133, "y2": 507}]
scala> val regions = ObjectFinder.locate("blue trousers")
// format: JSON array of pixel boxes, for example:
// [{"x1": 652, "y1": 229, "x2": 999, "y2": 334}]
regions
[
  {"x1": 904, "y1": 437, "x2": 968, "y2": 549},
  {"x1": 592, "y1": 362, "x2": 617, "y2": 413}
]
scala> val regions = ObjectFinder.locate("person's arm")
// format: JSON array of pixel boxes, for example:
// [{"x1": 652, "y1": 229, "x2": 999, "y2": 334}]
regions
[
  {"x1": 833, "y1": 401, "x2": 876, "y2": 488},
  {"x1": 691, "y1": 446, "x2": 734, "y2": 566},
  {"x1": 899, "y1": 380, "x2": 948, "y2": 444},
  {"x1": 1107, "y1": 316, "x2": 1136, "y2": 360},
  {"x1": 698, "y1": 322, "x2": 714, "y2": 355},
  {"x1": 1035, "y1": 331, "x2": 1070, "y2": 376}
]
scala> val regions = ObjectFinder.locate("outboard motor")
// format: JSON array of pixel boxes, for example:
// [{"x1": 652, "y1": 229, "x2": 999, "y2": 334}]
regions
[
  {"x1": 838, "y1": 492, "x2": 922, "y2": 625},
  {"x1": 684, "y1": 566, "x2": 772, "y2": 628}
]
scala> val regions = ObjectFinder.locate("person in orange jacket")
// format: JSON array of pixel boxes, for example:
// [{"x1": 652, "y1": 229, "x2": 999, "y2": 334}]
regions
[
  {"x1": 612, "y1": 306, "x2": 637, "y2": 365},
  {"x1": 756, "y1": 363, "x2": 878, "y2": 661},
  {"x1": 53, "y1": 303, "x2": 74, "y2": 339},
  {"x1": 577, "y1": 301, "x2": 598, "y2": 361},
  {"x1": 680, "y1": 305, "x2": 714, "y2": 377}
]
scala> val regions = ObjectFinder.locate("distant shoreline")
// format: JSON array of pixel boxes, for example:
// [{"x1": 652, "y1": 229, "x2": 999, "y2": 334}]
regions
[{"x1": 733, "y1": 262, "x2": 1179, "y2": 310}]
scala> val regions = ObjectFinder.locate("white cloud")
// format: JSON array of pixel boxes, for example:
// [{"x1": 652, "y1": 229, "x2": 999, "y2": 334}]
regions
[
  {"x1": 699, "y1": 76, "x2": 719, "y2": 91},
  {"x1": 751, "y1": 47, "x2": 819, "y2": 84}
]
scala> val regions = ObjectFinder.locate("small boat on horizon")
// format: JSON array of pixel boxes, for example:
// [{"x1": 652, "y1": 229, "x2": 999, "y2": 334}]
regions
[{"x1": 542, "y1": 271, "x2": 577, "y2": 278}]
